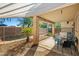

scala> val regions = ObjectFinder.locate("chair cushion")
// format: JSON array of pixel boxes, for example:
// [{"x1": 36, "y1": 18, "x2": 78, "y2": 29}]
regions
[{"x1": 62, "y1": 41, "x2": 74, "y2": 48}]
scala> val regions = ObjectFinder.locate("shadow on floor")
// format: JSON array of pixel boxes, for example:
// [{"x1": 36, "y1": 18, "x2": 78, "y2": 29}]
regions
[
  {"x1": 46, "y1": 45, "x2": 79, "y2": 56},
  {"x1": 24, "y1": 44, "x2": 38, "y2": 56},
  {"x1": 4, "y1": 42, "x2": 26, "y2": 56},
  {"x1": 46, "y1": 47, "x2": 63, "y2": 56}
]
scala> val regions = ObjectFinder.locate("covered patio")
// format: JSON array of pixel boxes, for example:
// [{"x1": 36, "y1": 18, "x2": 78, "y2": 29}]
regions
[{"x1": 0, "y1": 3, "x2": 79, "y2": 56}]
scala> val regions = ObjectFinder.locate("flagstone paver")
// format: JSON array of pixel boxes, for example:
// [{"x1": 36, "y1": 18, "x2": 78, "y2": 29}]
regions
[{"x1": 1, "y1": 36, "x2": 79, "y2": 56}]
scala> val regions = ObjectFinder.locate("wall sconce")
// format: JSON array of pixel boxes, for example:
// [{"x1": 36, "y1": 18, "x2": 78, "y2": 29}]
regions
[{"x1": 67, "y1": 21, "x2": 69, "y2": 24}]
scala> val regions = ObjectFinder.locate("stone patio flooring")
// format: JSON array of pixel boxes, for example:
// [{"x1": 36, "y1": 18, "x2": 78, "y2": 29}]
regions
[{"x1": 4, "y1": 37, "x2": 79, "y2": 56}]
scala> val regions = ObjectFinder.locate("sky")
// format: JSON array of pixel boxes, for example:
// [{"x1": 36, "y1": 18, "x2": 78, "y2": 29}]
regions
[{"x1": 0, "y1": 18, "x2": 24, "y2": 27}]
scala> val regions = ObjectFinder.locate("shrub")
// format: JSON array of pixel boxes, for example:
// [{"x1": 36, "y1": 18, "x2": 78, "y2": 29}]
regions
[
  {"x1": 21, "y1": 28, "x2": 32, "y2": 42},
  {"x1": 47, "y1": 32, "x2": 52, "y2": 36},
  {"x1": 21, "y1": 28, "x2": 32, "y2": 36}
]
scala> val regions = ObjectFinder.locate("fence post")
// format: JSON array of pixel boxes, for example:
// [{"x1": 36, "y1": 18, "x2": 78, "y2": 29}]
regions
[{"x1": 3, "y1": 27, "x2": 5, "y2": 41}]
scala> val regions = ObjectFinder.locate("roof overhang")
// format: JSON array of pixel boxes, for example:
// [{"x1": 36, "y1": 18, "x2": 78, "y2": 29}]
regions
[{"x1": 0, "y1": 3, "x2": 75, "y2": 18}]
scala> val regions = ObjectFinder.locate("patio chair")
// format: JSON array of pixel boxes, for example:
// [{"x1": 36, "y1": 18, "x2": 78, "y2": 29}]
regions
[
  {"x1": 61, "y1": 32, "x2": 76, "y2": 55},
  {"x1": 54, "y1": 33, "x2": 62, "y2": 49}
]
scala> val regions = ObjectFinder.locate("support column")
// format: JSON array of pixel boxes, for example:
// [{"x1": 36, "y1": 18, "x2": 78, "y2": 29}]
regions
[
  {"x1": 32, "y1": 16, "x2": 39, "y2": 45},
  {"x1": 52, "y1": 24, "x2": 55, "y2": 36}
]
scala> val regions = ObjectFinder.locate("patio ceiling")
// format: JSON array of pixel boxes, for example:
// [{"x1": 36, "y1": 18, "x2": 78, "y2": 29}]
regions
[
  {"x1": 40, "y1": 3, "x2": 79, "y2": 22},
  {"x1": 0, "y1": 3, "x2": 68, "y2": 18}
]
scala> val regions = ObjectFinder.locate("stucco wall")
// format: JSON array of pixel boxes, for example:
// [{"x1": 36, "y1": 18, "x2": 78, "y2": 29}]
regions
[
  {"x1": 60, "y1": 21, "x2": 73, "y2": 32},
  {"x1": 75, "y1": 12, "x2": 79, "y2": 52}
]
